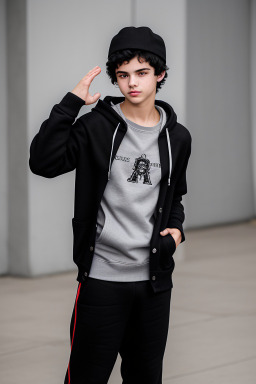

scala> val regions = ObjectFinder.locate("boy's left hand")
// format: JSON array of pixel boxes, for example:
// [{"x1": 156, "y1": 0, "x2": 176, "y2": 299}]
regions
[{"x1": 160, "y1": 228, "x2": 182, "y2": 249}]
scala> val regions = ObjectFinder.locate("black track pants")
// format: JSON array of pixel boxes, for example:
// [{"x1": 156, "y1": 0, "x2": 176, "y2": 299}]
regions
[{"x1": 64, "y1": 277, "x2": 172, "y2": 384}]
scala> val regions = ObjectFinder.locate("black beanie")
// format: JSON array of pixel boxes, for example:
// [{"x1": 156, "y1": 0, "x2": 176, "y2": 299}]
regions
[{"x1": 108, "y1": 26, "x2": 166, "y2": 64}]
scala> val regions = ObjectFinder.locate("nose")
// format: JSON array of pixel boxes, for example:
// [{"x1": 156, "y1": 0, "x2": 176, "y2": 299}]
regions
[{"x1": 128, "y1": 75, "x2": 138, "y2": 87}]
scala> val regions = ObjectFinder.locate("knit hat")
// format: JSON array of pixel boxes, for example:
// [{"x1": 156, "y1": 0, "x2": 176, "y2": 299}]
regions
[{"x1": 108, "y1": 26, "x2": 166, "y2": 64}]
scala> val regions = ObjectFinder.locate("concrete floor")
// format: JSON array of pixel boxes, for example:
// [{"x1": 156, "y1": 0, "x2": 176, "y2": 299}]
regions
[{"x1": 1, "y1": 220, "x2": 256, "y2": 384}]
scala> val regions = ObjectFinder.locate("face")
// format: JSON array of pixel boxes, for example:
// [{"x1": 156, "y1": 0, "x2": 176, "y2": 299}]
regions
[
  {"x1": 115, "y1": 56, "x2": 165, "y2": 103},
  {"x1": 137, "y1": 160, "x2": 147, "y2": 175}
]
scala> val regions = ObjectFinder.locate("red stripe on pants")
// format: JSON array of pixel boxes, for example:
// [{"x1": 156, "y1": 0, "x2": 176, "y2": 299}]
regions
[{"x1": 68, "y1": 282, "x2": 82, "y2": 384}]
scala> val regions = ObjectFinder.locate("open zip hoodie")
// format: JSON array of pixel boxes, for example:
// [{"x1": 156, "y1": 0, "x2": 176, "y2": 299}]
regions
[{"x1": 29, "y1": 91, "x2": 192, "y2": 293}]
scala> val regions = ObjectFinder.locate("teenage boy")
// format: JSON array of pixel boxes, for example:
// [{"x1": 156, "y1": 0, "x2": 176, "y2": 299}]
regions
[{"x1": 29, "y1": 26, "x2": 192, "y2": 384}]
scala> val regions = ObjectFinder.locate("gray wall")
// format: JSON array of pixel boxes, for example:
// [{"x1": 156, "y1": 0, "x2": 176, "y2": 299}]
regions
[
  {"x1": 252, "y1": 0, "x2": 256, "y2": 212},
  {"x1": 7, "y1": 0, "x2": 30, "y2": 275},
  {"x1": 1, "y1": 0, "x2": 255, "y2": 276},
  {"x1": 186, "y1": 0, "x2": 254, "y2": 228},
  {"x1": 0, "y1": 0, "x2": 8, "y2": 274}
]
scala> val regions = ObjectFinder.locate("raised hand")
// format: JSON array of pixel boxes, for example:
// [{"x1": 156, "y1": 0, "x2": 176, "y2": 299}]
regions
[{"x1": 71, "y1": 66, "x2": 102, "y2": 105}]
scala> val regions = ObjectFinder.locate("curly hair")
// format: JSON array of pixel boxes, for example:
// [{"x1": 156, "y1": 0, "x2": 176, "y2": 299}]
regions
[{"x1": 106, "y1": 49, "x2": 169, "y2": 94}]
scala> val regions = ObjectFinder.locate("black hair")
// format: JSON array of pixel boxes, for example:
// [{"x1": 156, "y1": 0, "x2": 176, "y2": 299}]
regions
[{"x1": 106, "y1": 49, "x2": 169, "y2": 94}]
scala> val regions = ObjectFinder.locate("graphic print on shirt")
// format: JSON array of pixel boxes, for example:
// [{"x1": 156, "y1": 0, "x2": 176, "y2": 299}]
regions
[{"x1": 127, "y1": 153, "x2": 152, "y2": 185}]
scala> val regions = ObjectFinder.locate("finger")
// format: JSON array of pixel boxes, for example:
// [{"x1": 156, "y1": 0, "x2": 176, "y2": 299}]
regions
[
  {"x1": 93, "y1": 92, "x2": 101, "y2": 101},
  {"x1": 88, "y1": 66, "x2": 100, "y2": 74},
  {"x1": 83, "y1": 67, "x2": 101, "y2": 81},
  {"x1": 85, "y1": 67, "x2": 101, "y2": 85},
  {"x1": 88, "y1": 92, "x2": 101, "y2": 104},
  {"x1": 88, "y1": 66, "x2": 101, "y2": 78},
  {"x1": 87, "y1": 67, "x2": 101, "y2": 77},
  {"x1": 160, "y1": 228, "x2": 170, "y2": 235}
]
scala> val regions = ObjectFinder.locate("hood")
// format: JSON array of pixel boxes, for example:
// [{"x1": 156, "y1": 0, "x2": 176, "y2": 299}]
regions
[{"x1": 91, "y1": 95, "x2": 177, "y2": 186}]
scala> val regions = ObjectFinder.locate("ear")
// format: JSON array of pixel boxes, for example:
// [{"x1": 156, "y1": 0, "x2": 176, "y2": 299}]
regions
[{"x1": 157, "y1": 70, "x2": 166, "y2": 83}]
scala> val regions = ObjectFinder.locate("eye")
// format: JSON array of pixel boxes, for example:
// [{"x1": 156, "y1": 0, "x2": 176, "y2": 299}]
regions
[{"x1": 118, "y1": 72, "x2": 147, "y2": 78}]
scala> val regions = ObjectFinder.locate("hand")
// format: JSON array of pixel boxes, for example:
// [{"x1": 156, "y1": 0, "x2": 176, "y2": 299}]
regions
[
  {"x1": 71, "y1": 66, "x2": 101, "y2": 105},
  {"x1": 160, "y1": 228, "x2": 182, "y2": 248}
]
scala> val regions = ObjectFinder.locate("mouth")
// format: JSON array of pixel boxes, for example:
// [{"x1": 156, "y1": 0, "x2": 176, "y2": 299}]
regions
[{"x1": 129, "y1": 91, "x2": 141, "y2": 95}]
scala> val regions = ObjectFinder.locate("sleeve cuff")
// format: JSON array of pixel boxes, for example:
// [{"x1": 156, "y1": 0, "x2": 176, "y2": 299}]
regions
[{"x1": 59, "y1": 92, "x2": 85, "y2": 117}]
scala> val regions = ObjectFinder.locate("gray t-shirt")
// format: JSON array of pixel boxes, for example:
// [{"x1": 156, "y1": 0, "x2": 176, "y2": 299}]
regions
[{"x1": 89, "y1": 102, "x2": 168, "y2": 281}]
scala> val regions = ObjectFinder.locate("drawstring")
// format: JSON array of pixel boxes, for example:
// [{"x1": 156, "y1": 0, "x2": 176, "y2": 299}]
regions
[
  {"x1": 108, "y1": 123, "x2": 120, "y2": 180},
  {"x1": 166, "y1": 127, "x2": 172, "y2": 186}
]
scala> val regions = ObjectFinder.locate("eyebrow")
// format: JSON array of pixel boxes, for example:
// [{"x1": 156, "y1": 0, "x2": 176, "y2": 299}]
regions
[{"x1": 116, "y1": 67, "x2": 151, "y2": 74}]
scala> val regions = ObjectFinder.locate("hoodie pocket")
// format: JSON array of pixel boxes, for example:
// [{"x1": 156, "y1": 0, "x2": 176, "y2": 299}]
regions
[{"x1": 159, "y1": 234, "x2": 176, "y2": 271}]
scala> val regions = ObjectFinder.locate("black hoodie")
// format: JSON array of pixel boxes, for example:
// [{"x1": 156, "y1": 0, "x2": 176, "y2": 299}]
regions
[{"x1": 29, "y1": 91, "x2": 192, "y2": 293}]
